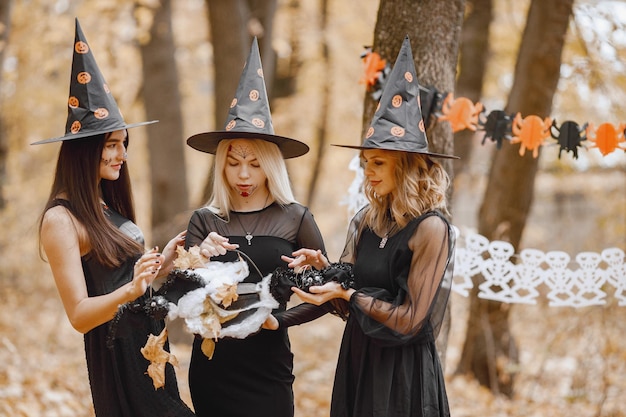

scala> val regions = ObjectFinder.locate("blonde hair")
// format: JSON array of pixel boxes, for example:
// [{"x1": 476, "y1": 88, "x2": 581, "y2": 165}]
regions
[
  {"x1": 207, "y1": 138, "x2": 296, "y2": 217},
  {"x1": 363, "y1": 151, "x2": 450, "y2": 235}
]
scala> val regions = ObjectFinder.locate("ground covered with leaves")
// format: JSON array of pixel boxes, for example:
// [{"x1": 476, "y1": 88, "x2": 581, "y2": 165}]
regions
[{"x1": 1, "y1": 278, "x2": 625, "y2": 417}]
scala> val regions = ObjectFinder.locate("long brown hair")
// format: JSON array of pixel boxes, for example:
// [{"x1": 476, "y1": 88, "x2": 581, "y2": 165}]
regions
[{"x1": 38, "y1": 132, "x2": 143, "y2": 268}]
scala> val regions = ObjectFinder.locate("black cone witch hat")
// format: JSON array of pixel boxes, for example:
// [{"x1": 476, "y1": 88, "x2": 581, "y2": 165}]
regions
[
  {"x1": 31, "y1": 18, "x2": 157, "y2": 145},
  {"x1": 333, "y1": 36, "x2": 458, "y2": 159},
  {"x1": 186, "y1": 37, "x2": 309, "y2": 159}
]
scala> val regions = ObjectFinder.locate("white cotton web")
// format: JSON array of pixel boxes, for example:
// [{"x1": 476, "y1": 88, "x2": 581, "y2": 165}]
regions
[
  {"x1": 167, "y1": 259, "x2": 279, "y2": 340},
  {"x1": 340, "y1": 154, "x2": 368, "y2": 221}
]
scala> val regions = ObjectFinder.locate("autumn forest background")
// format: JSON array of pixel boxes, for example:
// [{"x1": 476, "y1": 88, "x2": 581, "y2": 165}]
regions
[{"x1": 0, "y1": 0, "x2": 625, "y2": 416}]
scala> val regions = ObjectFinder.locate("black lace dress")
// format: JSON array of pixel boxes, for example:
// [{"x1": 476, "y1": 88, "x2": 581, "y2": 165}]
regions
[
  {"x1": 185, "y1": 202, "x2": 327, "y2": 417},
  {"x1": 53, "y1": 200, "x2": 195, "y2": 417},
  {"x1": 330, "y1": 209, "x2": 455, "y2": 417}
]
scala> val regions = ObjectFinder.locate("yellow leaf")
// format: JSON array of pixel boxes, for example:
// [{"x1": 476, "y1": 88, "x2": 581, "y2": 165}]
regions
[
  {"x1": 201, "y1": 338, "x2": 216, "y2": 359},
  {"x1": 145, "y1": 362, "x2": 166, "y2": 390},
  {"x1": 140, "y1": 328, "x2": 177, "y2": 389},
  {"x1": 173, "y1": 245, "x2": 207, "y2": 270},
  {"x1": 199, "y1": 296, "x2": 223, "y2": 338},
  {"x1": 206, "y1": 296, "x2": 239, "y2": 323},
  {"x1": 214, "y1": 283, "x2": 239, "y2": 308}
]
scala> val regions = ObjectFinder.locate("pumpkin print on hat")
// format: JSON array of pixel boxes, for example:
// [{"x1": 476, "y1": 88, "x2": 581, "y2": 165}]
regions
[
  {"x1": 75, "y1": 40, "x2": 89, "y2": 54},
  {"x1": 31, "y1": 18, "x2": 157, "y2": 145}
]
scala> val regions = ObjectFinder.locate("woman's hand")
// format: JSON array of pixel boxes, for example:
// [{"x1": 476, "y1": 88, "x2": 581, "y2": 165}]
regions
[
  {"x1": 262, "y1": 314, "x2": 279, "y2": 330},
  {"x1": 157, "y1": 230, "x2": 187, "y2": 278},
  {"x1": 291, "y1": 281, "x2": 355, "y2": 306},
  {"x1": 127, "y1": 247, "x2": 163, "y2": 300},
  {"x1": 281, "y1": 248, "x2": 329, "y2": 271},
  {"x1": 199, "y1": 231, "x2": 239, "y2": 258}
]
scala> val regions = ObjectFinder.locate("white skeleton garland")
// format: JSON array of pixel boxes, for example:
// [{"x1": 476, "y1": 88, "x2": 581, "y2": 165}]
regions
[{"x1": 453, "y1": 230, "x2": 626, "y2": 307}]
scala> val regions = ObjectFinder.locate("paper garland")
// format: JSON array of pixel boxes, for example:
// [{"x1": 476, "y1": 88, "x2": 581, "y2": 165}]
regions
[
  {"x1": 360, "y1": 50, "x2": 626, "y2": 159},
  {"x1": 353, "y1": 51, "x2": 626, "y2": 305},
  {"x1": 452, "y1": 227, "x2": 626, "y2": 307}
]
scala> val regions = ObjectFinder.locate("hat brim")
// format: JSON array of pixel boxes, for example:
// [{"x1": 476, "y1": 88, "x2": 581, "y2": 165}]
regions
[
  {"x1": 187, "y1": 131, "x2": 310, "y2": 159},
  {"x1": 331, "y1": 144, "x2": 460, "y2": 159},
  {"x1": 30, "y1": 120, "x2": 159, "y2": 145}
]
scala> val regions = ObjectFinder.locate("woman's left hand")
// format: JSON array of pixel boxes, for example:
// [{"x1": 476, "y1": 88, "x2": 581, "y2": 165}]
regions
[
  {"x1": 291, "y1": 281, "x2": 355, "y2": 305},
  {"x1": 281, "y1": 248, "x2": 329, "y2": 271},
  {"x1": 199, "y1": 231, "x2": 239, "y2": 258}
]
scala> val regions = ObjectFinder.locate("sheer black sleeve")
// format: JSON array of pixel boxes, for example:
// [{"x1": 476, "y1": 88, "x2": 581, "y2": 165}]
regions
[
  {"x1": 185, "y1": 208, "x2": 213, "y2": 250},
  {"x1": 274, "y1": 206, "x2": 332, "y2": 328},
  {"x1": 294, "y1": 206, "x2": 326, "y2": 254},
  {"x1": 275, "y1": 302, "x2": 333, "y2": 328},
  {"x1": 347, "y1": 212, "x2": 454, "y2": 346}
]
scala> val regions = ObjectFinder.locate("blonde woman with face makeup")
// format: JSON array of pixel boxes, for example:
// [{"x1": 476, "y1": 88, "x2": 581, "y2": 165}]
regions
[{"x1": 183, "y1": 39, "x2": 327, "y2": 417}]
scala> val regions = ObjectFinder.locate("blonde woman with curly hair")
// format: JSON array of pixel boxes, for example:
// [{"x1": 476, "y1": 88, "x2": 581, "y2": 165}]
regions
[{"x1": 285, "y1": 37, "x2": 457, "y2": 417}]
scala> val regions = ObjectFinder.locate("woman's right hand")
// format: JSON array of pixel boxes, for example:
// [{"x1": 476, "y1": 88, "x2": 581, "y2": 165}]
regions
[
  {"x1": 199, "y1": 231, "x2": 239, "y2": 258},
  {"x1": 127, "y1": 247, "x2": 163, "y2": 300},
  {"x1": 281, "y1": 248, "x2": 329, "y2": 271}
]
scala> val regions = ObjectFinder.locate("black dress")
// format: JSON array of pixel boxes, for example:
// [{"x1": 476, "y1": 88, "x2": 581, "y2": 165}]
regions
[
  {"x1": 54, "y1": 200, "x2": 195, "y2": 417},
  {"x1": 185, "y1": 202, "x2": 327, "y2": 417},
  {"x1": 330, "y1": 209, "x2": 454, "y2": 417}
]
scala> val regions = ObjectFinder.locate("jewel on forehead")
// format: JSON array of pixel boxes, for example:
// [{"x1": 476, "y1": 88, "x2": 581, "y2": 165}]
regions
[{"x1": 229, "y1": 143, "x2": 254, "y2": 159}]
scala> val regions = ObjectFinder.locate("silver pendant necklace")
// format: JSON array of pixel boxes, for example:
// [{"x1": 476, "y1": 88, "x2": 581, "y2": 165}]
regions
[
  {"x1": 235, "y1": 214, "x2": 255, "y2": 245},
  {"x1": 234, "y1": 194, "x2": 270, "y2": 245},
  {"x1": 379, "y1": 222, "x2": 397, "y2": 249}
]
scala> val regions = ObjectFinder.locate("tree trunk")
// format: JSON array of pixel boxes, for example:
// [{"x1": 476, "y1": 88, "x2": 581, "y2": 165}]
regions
[
  {"x1": 137, "y1": 0, "x2": 189, "y2": 246},
  {"x1": 453, "y1": 0, "x2": 493, "y2": 175},
  {"x1": 456, "y1": 0, "x2": 574, "y2": 397},
  {"x1": 206, "y1": 0, "x2": 248, "y2": 130},
  {"x1": 201, "y1": 0, "x2": 277, "y2": 205},
  {"x1": 303, "y1": 0, "x2": 330, "y2": 207},
  {"x1": 368, "y1": 0, "x2": 466, "y2": 370},
  {"x1": 0, "y1": 0, "x2": 12, "y2": 210},
  {"x1": 247, "y1": 0, "x2": 278, "y2": 95}
]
